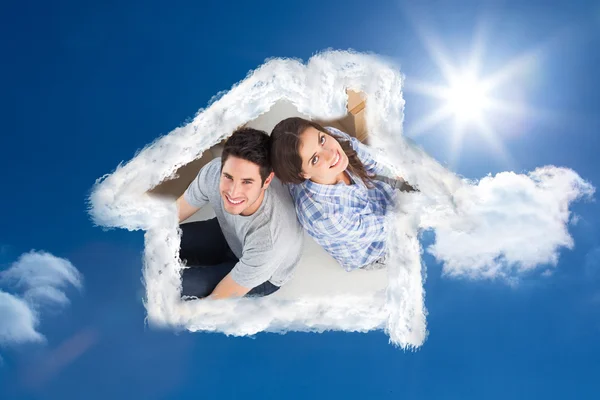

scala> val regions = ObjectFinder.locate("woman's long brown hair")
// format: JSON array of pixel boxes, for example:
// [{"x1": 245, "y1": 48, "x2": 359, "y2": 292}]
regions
[{"x1": 270, "y1": 117, "x2": 374, "y2": 187}]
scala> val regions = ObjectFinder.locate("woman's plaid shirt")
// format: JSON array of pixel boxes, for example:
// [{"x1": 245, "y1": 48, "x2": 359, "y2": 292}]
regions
[{"x1": 288, "y1": 127, "x2": 398, "y2": 271}]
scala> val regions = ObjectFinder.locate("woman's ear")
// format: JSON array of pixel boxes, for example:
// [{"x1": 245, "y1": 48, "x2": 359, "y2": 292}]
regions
[{"x1": 300, "y1": 171, "x2": 310, "y2": 180}]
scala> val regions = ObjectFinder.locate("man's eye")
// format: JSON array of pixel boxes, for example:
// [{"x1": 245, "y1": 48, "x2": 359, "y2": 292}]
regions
[
  {"x1": 320, "y1": 135, "x2": 325, "y2": 145},
  {"x1": 311, "y1": 156, "x2": 319, "y2": 165}
]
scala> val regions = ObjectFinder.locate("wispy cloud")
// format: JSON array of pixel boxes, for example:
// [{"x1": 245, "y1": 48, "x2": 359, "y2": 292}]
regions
[
  {"x1": 0, "y1": 251, "x2": 83, "y2": 349},
  {"x1": 0, "y1": 290, "x2": 44, "y2": 345},
  {"x1": 1, "y1": 251, "x2": 83, "y2": 308}
]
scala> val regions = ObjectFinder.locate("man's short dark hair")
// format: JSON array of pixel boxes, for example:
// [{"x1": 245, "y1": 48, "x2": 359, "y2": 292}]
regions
[{"x1": 221, "y1": 128, "x2": 273, "y2": 185}]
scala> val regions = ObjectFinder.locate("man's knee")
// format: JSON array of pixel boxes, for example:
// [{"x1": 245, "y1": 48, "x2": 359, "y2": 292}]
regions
[
  {"x1": 181, "y1": 268, "x2": 214, "y2": 299},
  {"x1": 178, "y1": 220, "x2": 229, "y2": 266}
]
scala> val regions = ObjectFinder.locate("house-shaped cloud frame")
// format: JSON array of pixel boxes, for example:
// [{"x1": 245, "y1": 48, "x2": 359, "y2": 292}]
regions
[{"x1": 88, "y1": 50, "x2": 457, "y2": 349}]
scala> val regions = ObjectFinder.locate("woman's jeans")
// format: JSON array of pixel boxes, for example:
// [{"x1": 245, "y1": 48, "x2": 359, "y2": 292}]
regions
[{"x1": 179, "y1": 218, "x2": 279, "y2": 299}]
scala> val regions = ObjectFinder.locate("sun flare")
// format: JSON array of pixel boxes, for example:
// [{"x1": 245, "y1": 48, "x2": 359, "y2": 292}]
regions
[
  {"x1": 405, "y1": 24, "x2": 543, "y2": 168},
  {"x1": 444, "y1": 73, "x2": 490, "y2": 124}
]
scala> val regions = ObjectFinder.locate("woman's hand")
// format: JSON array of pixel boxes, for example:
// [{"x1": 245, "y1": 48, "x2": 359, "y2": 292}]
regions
[{"x1": 395, "y1": 176, "x2": 419, "y2": 193}]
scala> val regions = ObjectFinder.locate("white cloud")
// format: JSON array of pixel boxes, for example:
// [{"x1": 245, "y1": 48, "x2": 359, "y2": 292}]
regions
[
  {"x1": 0, "y1": 251, "x2": 82, "y2": 348},
  {"x1": 0, "y1": 290, "x2": 43, "y2": 345},
  {"x1": 88, "y1": 50, "x2": 594, "y2": 349},
  {"x1": 570, "y1": 214, "x2": 581, "y2": 226},
  {"x1": 422, "y1": 167, "x2": 595, "y2": 279},
  {"x1": 542, "y1": 270, "x2": 553, "y2": 278},
  {"x1": 1, "y1": 251, "x2": 83, "y2": 309}
]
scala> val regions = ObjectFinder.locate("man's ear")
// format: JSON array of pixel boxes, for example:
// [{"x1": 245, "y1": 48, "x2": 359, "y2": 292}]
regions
[{"x1": 262, "y1": 172, "x2": 275, "y2": 189}]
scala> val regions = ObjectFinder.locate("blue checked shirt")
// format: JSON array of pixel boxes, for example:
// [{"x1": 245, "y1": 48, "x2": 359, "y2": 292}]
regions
[{"x1": 288, "y1": 127, "x2": 398, "y2": 271}]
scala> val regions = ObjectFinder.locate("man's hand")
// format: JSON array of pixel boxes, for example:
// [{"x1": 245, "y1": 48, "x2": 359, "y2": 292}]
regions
[
  {"x1": 176, "y1": 195, "x2": 200, "y2": 223},
  {"x1": 208, "y1": 273, "x2": 251, "y2": 299}
]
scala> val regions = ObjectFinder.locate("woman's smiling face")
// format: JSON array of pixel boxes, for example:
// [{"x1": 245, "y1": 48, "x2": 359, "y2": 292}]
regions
[{"x1": 298, "y1": 127, "x2": 349, "y2": 185}]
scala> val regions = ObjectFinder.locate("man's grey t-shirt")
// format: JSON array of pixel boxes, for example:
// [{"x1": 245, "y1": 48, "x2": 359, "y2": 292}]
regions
[{"x1": 183, "y1": 158, "x2": 304, "y2": 288}]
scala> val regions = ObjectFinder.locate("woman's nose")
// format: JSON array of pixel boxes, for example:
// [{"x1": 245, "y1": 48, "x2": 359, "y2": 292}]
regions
[{"x1": 326, "y1": 147, "x2": 335, "y2": 162}]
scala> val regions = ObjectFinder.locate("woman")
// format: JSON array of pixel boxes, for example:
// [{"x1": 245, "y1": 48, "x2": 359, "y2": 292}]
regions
[{"x1": 270, "y1": 117, "x2": 416, "y2": 272}]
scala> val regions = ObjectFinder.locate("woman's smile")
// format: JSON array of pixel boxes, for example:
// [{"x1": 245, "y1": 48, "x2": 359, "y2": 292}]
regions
[{"x1": 330, "y1": 151, "x2": 340, "y2": 168}]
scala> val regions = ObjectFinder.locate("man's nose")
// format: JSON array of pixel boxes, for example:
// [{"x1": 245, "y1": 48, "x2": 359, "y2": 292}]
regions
[
  {"x1": 228, "y1": 181, "x2": 240, "y2": 196},
  {"x1": 225, "y1": 181, "x2": 238, "y2": 197}
]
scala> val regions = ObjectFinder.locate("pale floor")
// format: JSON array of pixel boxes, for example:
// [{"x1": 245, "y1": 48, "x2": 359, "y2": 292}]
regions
[{"x1": 182, "y1": 205, "x2": 388, "y2": 299}]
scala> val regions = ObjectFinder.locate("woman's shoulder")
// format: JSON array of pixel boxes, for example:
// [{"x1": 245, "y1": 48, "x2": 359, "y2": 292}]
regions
[
  {"x1": 291, "y1": 189, "x2": 346, "y2": 231},
  {"x1": 291, "y1": 182, "x2": 352, "y2": 219},
  {"x1": 288, "y1": 182, "x2": 318, "y2": 208},
  {"x1": 289, "y1": 178, "x2": 349, "y2": 200},
  {"x1": 324, "y1": 126, "x2": 352, "y2": 141}
]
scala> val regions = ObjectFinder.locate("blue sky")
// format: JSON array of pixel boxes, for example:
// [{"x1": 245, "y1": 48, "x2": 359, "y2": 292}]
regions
[{"x1": 1, "y1": 0, "x2": 599, "y2": 398}]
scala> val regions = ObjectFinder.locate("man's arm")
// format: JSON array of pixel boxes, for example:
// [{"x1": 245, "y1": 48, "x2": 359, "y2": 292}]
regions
[
  {"x1": 176, "y1": 195, "x2": 201, "y2": 223},
  {"x1": 208, "y1": 273, "x2": 251, "y2": 299},
  {"x1": 177, "y1": 159, "x2": 219, "y2": 222}
]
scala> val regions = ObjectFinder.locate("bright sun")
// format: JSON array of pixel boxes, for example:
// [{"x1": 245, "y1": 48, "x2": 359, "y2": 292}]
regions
[
  {"x1": 404, "y1": 24, "x2": 542, "y2": 168},
  {"x1": 444, "y1": 73, "x2": 490, "y2": 124}
]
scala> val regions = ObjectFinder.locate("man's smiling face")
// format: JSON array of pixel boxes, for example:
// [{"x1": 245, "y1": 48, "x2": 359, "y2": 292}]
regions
[{"x1": 219, "y1": 156, "x2": 273, "y2": 216}]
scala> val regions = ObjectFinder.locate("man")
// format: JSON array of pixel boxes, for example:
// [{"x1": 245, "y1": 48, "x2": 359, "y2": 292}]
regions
[{"x1": 176, "y1": 127, "x2": 304, "y2": 300}]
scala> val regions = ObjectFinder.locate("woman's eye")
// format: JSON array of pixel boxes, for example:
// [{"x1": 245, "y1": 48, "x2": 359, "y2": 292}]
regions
[
  {"x1": 312, "y1": 156, "x2": 319, "y2": 165},
  {"x1": 320, "y1": 135, "x2": 325, "y2": 145}
]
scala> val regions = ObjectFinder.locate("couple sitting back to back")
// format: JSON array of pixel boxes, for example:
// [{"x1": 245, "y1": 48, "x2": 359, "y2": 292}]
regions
[{"x1": 176, "y1": 118, "x2": 417, "y2": 300}]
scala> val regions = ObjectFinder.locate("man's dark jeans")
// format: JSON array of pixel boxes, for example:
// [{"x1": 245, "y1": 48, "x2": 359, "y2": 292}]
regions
[{"x1": 179, "y1": 218, "x2": 279, "y2": 299}]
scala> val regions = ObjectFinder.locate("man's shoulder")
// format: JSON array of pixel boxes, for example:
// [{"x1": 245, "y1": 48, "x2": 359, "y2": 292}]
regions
[
  {"x1": 261, "y1": 179, "x2": 302, "y2": 227},
  {"x1": 197, "y1": 158, "x2": 221, "y2": 184},
  {"x1": 267, "y1": 177, "x2": 293, "y2": 203},
  {"x1": 204, "y1": 157, "x2": 221, "y2": 173}
]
